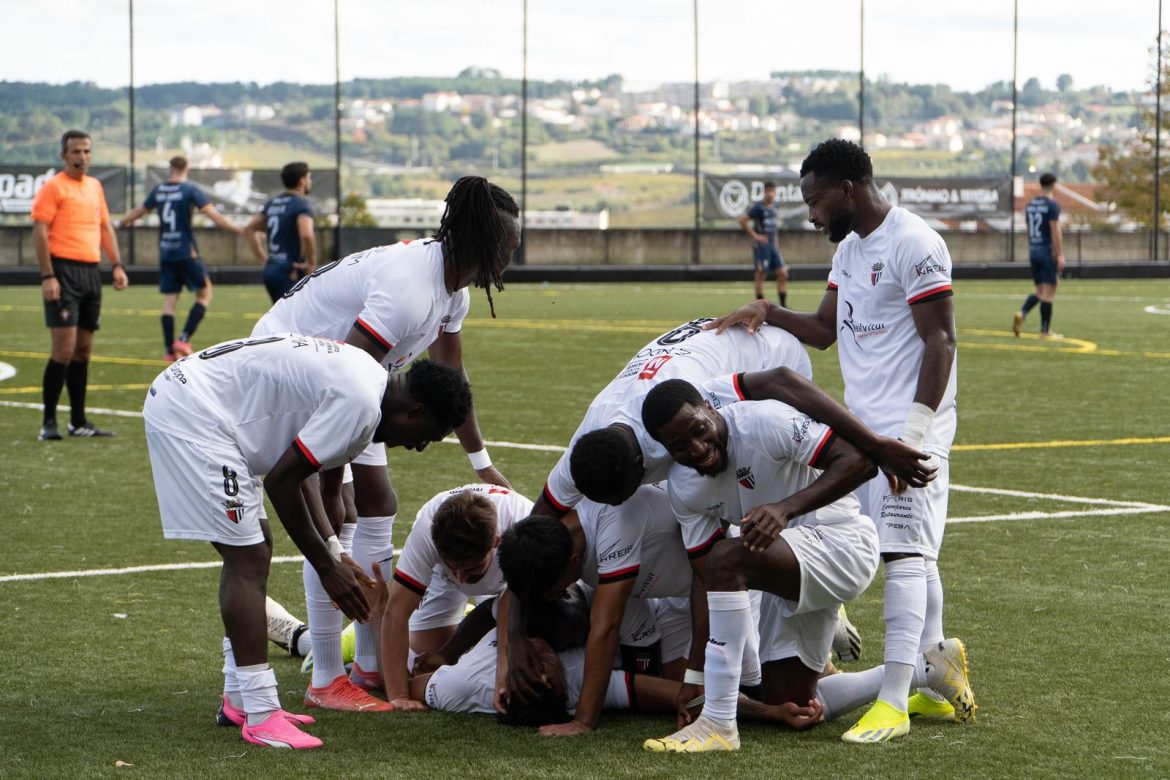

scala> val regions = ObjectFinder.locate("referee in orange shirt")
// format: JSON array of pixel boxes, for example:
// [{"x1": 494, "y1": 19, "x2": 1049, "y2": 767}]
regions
[{"x1": 32, "y1": 129, "x2": 129, "y2": 440}]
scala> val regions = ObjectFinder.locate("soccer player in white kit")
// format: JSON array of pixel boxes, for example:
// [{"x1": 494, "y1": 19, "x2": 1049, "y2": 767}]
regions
[
  {"x1": 498, "y1": 484, "x2": 698, "y2": 737},
  {"x1": 706, "y1": 138, "x2": 975, "y2": 743},
  {"x1": 250, "y1": 176, "x2": 520, "y2": 710},
  {"x1": 143, "y1": 337, "x2": 472, "y2": 749},
  {"x1": 380, "y1": 484, "x2": 533, "y2": 710}
]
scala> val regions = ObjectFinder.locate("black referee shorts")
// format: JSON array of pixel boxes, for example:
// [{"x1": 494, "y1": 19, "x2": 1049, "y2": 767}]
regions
[{"x1": 43, "y1": 257, "x2": 102, "y2": 331}]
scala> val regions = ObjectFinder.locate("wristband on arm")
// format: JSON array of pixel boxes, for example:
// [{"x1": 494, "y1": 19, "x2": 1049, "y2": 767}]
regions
[
  {"x1": 468, "y1": 448, "x2": 492, "y2": 471},
  {"x1": 899, "y1": 402, "x2": 936, "y2": 450}
]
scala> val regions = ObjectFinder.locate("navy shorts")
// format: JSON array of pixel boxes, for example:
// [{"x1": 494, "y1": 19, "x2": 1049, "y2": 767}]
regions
[
  {"x1": 753, "y1": 243, "x2": 784, "y2": 273},
  {"x1": 159, "y1": 257, "x2": 208, "y2": 294},
  {"x1": 1029, "y1": 250, "x2": 1058, "y2": 285},
  {"x1": 43, "y1": 257, "x2": 102, "y2": 331},
  {"x1": 263, "y1": 262, "x2": 299, "y2": 303}
]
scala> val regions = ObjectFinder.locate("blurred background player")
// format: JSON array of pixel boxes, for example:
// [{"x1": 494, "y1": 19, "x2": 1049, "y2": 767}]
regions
[
  {"x1": 32, "y1": 129, "x2": 129, "y2": 441},
  {"x1": 706, "y1": 138, "x2": 968, "y2": 744},
  {"x1": 1013, "y1": 172, "x2": 1065, "y2": 339},
  {"x1": 244, "y1": 161, "x2": 316, "y2": 302},
  {"x1": 118, "y1": 155, "x2": 244, "y2": 361},
  {"x1": 739, "y1": 181, "x2": 788, "y2": 307},
  {"x1": 250, "y1": 175, "x2": 520, "y2": 712},
  {"x1": 144, "y1": 338, "x2": 472, "y2": 749}
]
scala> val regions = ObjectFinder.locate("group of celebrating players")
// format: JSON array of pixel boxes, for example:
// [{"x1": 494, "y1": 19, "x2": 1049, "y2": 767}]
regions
[{"x1": 143, "y1": 138, "x2": 976, "y2": 752}]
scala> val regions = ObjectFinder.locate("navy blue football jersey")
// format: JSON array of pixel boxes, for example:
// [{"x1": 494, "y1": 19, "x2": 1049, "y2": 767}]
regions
[{"x1": 144, "y1": 182, "x2": 210, "y2": 262}]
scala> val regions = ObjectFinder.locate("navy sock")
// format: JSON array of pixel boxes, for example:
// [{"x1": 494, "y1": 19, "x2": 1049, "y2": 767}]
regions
[
  {"x1": 180, "y1": 303, "x2": 206, "y2": 342},
  {"x1": 162, "y1": 315, "x2": 175, "y2": 353},
  {"x1": 1040, "y1": 301, "x2": 1053, "y2": 333},
  {"x1": 1021, "y1": 294, "x2": 1039, "y2": 316},
  {"x1": 66, "y1": 361, "x2": 88, "y2": 428},
  {"x1": 42, "y1": 359, "x2": 67, "y2": 424}
]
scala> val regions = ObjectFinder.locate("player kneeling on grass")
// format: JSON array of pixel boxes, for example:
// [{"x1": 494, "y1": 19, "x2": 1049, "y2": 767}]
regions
[
  {"x1": 143, "y1": 337, "x2": 471, "y2": 749},
  {"x1": 638, "y1": 379, "x2": 883, "y2": 753}
]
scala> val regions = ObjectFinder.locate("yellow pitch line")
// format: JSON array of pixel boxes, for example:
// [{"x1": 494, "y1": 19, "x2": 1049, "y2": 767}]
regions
[
  {"x1": 0, "y1": 383, "x2": 151, "y2": 395},
  {"x1": 954, "y1": 435, "x2": 1170, "y2": 452},
  {"x1": 0, "y1": 350, "x2": 166, "y2": 367}
]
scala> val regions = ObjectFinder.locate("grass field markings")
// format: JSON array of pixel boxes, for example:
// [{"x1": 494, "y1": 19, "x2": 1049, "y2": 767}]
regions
[
  {"x1": 0, "y1": 382, "x2": 151, "y2": 395},
  {"x1": 0, "y1": 361, "x2": 14, "y2": 381},
  {"x1": 949, "y1": 483, "x2": 1165, "y2": 507},
  {"x1": 0, "y1": 349, "x2": 166, "y2": 367},
  {"x1": 948, "y1": 506, "x2": 1168, "y2": 524},
  {"x1": 1143, "y1": 303, "x2": 1170, "y2": 315},
  {"x1": 0, "y1": 555, "x2": 304, "y2": 584},
  {"x1": 5, "y1": 399, "x2": 1169, "y2": 456},
  {"x1": 960, "y1": 328, "x2": 1098, "y2": 353}
]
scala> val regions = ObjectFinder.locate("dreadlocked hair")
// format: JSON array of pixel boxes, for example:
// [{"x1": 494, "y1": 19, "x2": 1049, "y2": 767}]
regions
[{"x1": 434, "y1": 176, "x2": 519, "y2": 319}]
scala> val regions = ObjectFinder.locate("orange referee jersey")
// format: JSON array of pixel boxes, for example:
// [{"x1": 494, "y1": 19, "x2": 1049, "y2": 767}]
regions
[{"x1": 30, "y1": 171, "x2": 110, "y2": 262}]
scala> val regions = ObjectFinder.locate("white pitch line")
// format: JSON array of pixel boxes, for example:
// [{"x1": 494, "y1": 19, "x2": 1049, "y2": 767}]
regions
[
  {"x1": 948, "y1": 505, "x2": 1169, "y2": 524},
  {"x1": 0, "y1": 556, "x2": 302, "y2": 583},
  {"x1": 0, "y1": 399, "x2": 146, "y2": 419},
  {"x1": 949, "y1": 483, "x2": 1159, "y2": 508}
]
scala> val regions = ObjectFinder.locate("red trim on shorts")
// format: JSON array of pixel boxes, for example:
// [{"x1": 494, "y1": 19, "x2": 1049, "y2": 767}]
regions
[
  {"x1": 809, "y1": 429, "x2": 836, "y2": 469},
  {"x1": 687, "y1": 528, "x2": 725, "y2": 559},
  {"x1": 294, "y1": 437, "x2": 320, "y2": 469},
  {"x1": 354, "y1": 317, "x2": 393, "y2": 351},
  {"x1": 542, "y1": 483, "x2": 570, "y2": 513},
  {"x1": 392, "y1": 569, "x2": 427, "y2": 596},
  {"x1": 907, "y1": 284, "x2": 953, "y2": 304},
  {"x1": 598, "y1": 564, "x2": 640, "y2": 584}
]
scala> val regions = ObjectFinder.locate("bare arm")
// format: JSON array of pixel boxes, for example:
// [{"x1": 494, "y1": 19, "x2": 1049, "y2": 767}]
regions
[
  {"x1": 739, "y1": 214, "x2": 765, "y2": 244},
  {"x1": 908, "y1": 295, "x2": 957, "y2": 412},
  {"x1": 529, "y1": 492, "x2": 570, "y2": 520},
  {"x1": 119, "y1": 205, "x2": 149, "y2": 227},
  {"x1": 199, "y1": 203, "x2": 245, "y2": 236},
  {"x1": 34, "y1": 221, "x2": 59, "y2": 302},
  {"x1": 428, "y1": 330, "x2": 510, "y2": 487},
  {"x1": 704, "y1": 292, "x2": 839, "y2": 350},
  {"x1": 295, "y1": 213, "x2": 316, "y2": 272},
  {"x1": 380, "y1": 582, "x2": 425, "y2": 707},
  {"x1": 100, "y1": 219, "x2": 128, "y2": 290},
  {"x1": 243, "y1": 214, "x2": 267, "y2": 263},
  {"x1": 740, "y1": 368, "x2": 934, "y2": 491},
  {"x1": 676, "y1": 553, "x2": 710, "y2": 728},
  {"x1": 539, "y1": 578, "x2": 635, "y2": 736},
  {"x1": 1051, "y1": 218, "x2": 1065, "y2": 271}
]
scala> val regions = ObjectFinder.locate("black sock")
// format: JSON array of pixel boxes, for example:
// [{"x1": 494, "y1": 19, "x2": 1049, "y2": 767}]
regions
[
  {"x1": 66, "y1": 361, "x2": 88, "y2": 428},
  {"x1": 161, "y1": 315, "x2": 175, "y2": 353},
  {"x1": 779, "y1": 292, "x2": 787, "y2": 308},
  {"x1": 755, "y1": 293, "x2": 765, "y2": 300},
  {"x1": 1040, "y1": 301, "x2": 1053, "y2": 333},
  {"x1": 42, "y1": 359, "x2": 67, "y2": 424},
  {"x1": 1021, "y1": 294, "x2": 1039, "y2": 316},
  {"x1": 180, "y1": 303, "x2": 206, "y2": 342}
]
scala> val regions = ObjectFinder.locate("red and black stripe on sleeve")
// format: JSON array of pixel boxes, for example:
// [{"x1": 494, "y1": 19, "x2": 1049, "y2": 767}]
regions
[
  {"x1": 392, "y1": 569, "x2": 427, "y2": 596},
  {"x1": 686, "y1": 527, "x2": 725, "y2": 559}
]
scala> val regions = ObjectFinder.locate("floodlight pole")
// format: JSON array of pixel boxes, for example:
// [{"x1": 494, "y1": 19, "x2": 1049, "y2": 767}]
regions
[
  {"x1": 859, "y1": 0, "x2": 865, "y2": 146},
  {"x1": 127, "y1": 0, "x2": 136, "y2": 267},
  {"x1": 693, "y1": 0, "x2": 700, "y2": 265},
  {"x1": 520, "y1": 0, "x2": 528, "y2": 265},
  {"x1": 1009, "y1": 0, "x2": 1018, "y2": 263},
  {"x1": 334, "y1": 0, "x2": 342, "y2": 261},
  {"x1": 1155, "y1": 0, "x2": 1163, "y2": 261}
]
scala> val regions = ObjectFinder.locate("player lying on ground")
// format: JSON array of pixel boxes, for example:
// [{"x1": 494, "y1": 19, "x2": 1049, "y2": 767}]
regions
[
  {"x1": 143, "y1": 339, "x2": 471, "y2": 749},
  {"x1": 250, "y1": 177, "x2": 520, "y2": 712}
]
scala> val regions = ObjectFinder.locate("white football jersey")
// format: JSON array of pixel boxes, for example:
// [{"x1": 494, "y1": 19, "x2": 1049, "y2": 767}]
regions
[
  {"x1": 143, "y1": 335, "x2": 386, "y2": 475},
  {"x1": 575, "y1": 483, "x2": 692, "y2": 600},
  {"x1": 827, "y1": 207, "x2": 957, "y2": 456},
  {"x1": 392, "y1": 484, "x2": 534, "y2": 598},
  {"x1": 251, "y1": 240, "x2": 470, "y2": 372},
  {"x1": 668, "y1": 401, "x2": 863, "y2": 552},
  {"x1": 542, "y1": 320, "x2": 813, "y2": 511}
]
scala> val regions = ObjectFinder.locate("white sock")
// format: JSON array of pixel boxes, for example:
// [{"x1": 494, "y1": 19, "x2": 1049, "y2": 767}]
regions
[
  {"x1": 879, "y1": 556, "x2": 927, "y2": 711},
  {"x1": 740, "y1": 634, "x2": 762, "y2": 688},
  {"x1": 350, "y1": 514, "x2": 395, "y2": 672},
  {"x1": 339, "y1": 521, "x2": 356, "y2": 555},
  {"x1": 701, "y1": 591, "x2": 751, "y2": 725},
  {"x1": 819, "y1": 657, "x2": 930, "y2": 720},
  {"x1": 295, "y1": 629, "x2": 312, "y2": 658},
  {"x1": 922, "y1": 558, "x2": 944, "y2": 647},
  {"x1": 222, "y1": 637, "x2": 243, "y2": 709},
  {"x1": 237, "y1": 663, "x2": 281, "y2": 725},
  {"x1": 304, "y1": 559, "x2": 345, "y2": 688}
]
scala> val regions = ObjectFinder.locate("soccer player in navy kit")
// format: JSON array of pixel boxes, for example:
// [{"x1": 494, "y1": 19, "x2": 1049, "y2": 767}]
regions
[
  {"x1": 244, "y1": 162, "x2": 317, "y2": 302},
  {"x1": 119, "y1": 156, "x2": 244, "y2": 361},
  {"x1": 739, "y1": 181, "x2": 788, "y2": 307},
  {"x1": 1013, "y1": 172, "x2": 1065, "y2": 338}
]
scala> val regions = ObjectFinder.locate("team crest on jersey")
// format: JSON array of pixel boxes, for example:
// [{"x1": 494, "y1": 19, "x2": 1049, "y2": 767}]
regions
[
  {"x1": 791, "y1": 416, "x2": 812, "y2": 444},
  {"x1": 736, "y1": 466, "x2": 755, "y2": 489},
  {"x1": 224, "y1": 498, "x2": 244, "y2": 524},
  {"x1": 870, "y1": 262, "x2": 884, "y2": 286}
]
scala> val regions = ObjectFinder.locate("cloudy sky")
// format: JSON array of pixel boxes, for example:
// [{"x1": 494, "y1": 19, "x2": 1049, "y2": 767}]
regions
[{"x1": 0, "y1": 0, "x2": 1160, "y2": 92}]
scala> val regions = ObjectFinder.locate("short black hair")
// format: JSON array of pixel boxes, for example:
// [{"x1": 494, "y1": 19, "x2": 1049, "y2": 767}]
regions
[
  {"x1": 527, "y1": 582, "x2": 591, "y2": 651},
  {"x1": 403, "y1": 358, "x2": 472, "y2": 434},
  {"x1": 496, "y1": 638, "x2": 570, "y2": 728},
  {"x1": 1039, "y1": 172, "x2": 1057, "y2": 188},
  {"x1": 763, "y1": 181, "x2": 776, "y2": 189},
  {"x1": 498, "y1": 515, "x2": 573, "y2": 600},
  {"x1": 569, "y1": 428, "x2": 640, "y2": 503},
  {"x1": 169, "y1": 155, "x2": 189, "y2": 172},
  {"x1": 60, "y1": 129, "x2": 90, "y2": 154},
  {"x1": 641, "y1": 379, "x2": 703, "y2": 442},
  {"x1": 799, "y1": 138, "x2": 873, "y2": 183},
  {"x1": 432, "y1": 491, "x2": 497, "y2": 563},
  {"x1": 281, "y1": 161, "x2": 310, "y2": 189}
]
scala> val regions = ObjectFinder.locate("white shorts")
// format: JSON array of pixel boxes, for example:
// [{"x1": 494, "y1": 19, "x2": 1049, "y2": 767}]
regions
[
  {"x1": 410, "y1": 572, "x2": 488, "y2": 632},
  {"x1": 619, "y1": 597, "x2": 659, "y2": 648},
  {"x1": 653, "y1": 597, "x2": 692, "y2": 664},
  {"x1": 758, "y1": 521, "x2": 880, "y2": 671},
  {"x1": 146, "y1": 424, "x2": 266, "y2": 547},
  {"x1": 340, "y1": 442, "x2": 390, "y2": 485},
  {"x1": 857, "y1": 454, "x2": 950, "y2": 559}
]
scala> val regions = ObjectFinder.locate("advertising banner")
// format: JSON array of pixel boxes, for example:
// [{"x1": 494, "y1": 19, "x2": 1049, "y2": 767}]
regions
[
  {"x1": 144, "y1": 167, "x2": 338, "y2": 216},
  {"x1": 0, "y1": 165, "x2": 127, "y2": 214}
]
